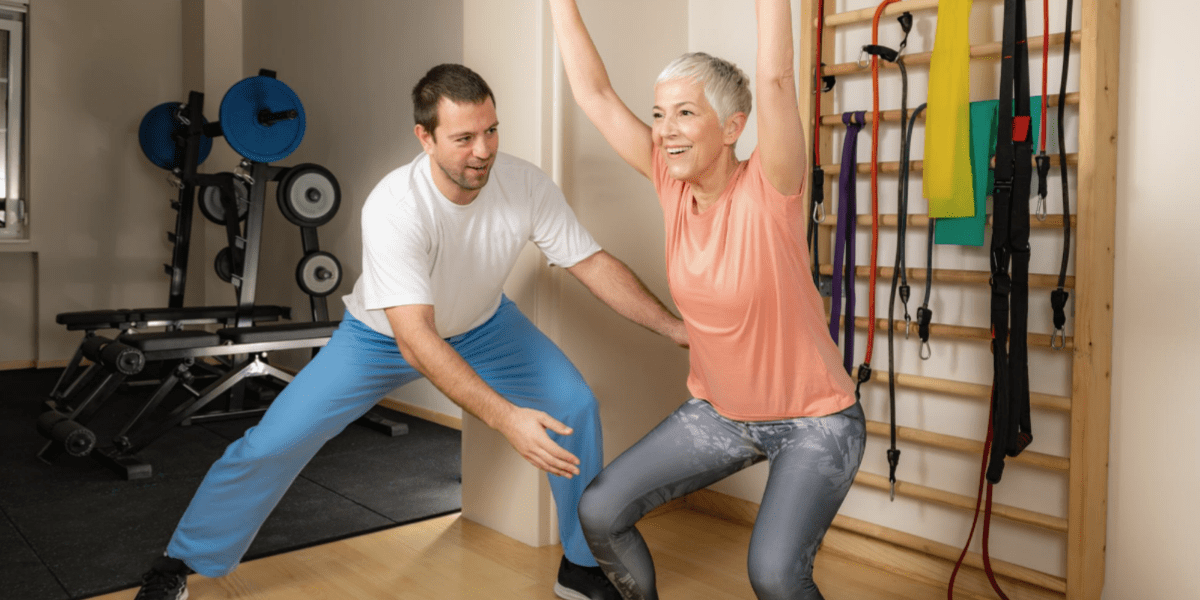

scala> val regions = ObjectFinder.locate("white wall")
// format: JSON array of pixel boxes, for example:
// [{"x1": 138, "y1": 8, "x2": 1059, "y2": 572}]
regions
[{"x1": 1105, "y1": 1, "x2": 1200, "y2": 598}]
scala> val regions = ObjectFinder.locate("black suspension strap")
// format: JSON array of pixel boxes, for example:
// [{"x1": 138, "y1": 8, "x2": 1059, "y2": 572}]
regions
[
  {"x1": 908, "y1": 103, "x2": 934, "y2": 362},
  {"x1": 952, "y1": 3, "x2": 1036, "y2": 598},
  {"x1": 884, "y1": 12, "x2": 914, "y2": 501},
  {"x1": 1051, "y1": 0, "x2": 1075, "y2": 351},
  {"x1": 987, "y1": 0, "x2": 1034, "y2": 488}
]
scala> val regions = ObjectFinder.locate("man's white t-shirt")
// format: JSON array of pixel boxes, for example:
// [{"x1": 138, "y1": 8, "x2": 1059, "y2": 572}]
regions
[{"x1": 342, "y1": 152, "x2": 602, "y2": 338}]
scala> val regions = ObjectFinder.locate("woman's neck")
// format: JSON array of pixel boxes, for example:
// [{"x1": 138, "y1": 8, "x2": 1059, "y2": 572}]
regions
[{"x1": 690, "y1": 150, "x2": 741, "y2": 213}]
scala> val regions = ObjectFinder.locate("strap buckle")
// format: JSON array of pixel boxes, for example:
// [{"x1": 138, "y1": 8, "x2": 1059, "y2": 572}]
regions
[
  {"x1": 1035, "y1": 154, "x2": 1051, "y2": 221},
  {"x1": 861, "y1": 44, "x2": 899, "y2": 65}
]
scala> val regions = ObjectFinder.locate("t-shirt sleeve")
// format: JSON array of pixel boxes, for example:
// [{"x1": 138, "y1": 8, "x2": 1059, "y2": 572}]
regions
[
  {"x1": 359, "y1": 186, "x2": 434, "y2": 311},
  {"x1": 529, "y1": 175, "x2": 602, "y2": 268}
]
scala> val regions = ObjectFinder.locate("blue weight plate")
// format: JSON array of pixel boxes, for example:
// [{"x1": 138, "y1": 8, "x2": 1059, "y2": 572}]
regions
[
  {"x1": 138, "y1": 102, "x2": 214, "y2": 170},
  {"x1": 220, "y1": 75, "x2": 306, "y2": 164}
]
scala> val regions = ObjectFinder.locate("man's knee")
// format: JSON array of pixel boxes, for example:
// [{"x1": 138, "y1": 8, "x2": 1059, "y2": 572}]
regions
[{"x1": 546, "y1": 374, "x2": 599, "y2": 425}]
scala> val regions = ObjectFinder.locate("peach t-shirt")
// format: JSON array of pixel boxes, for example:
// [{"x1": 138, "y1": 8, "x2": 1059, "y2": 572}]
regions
[{"x1": 653, "y1": 146, "x2": 855, "y2": 420}]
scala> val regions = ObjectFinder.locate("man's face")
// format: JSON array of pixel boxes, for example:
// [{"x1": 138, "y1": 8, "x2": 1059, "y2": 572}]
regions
[{"x1": 416, "y1": 97, "x2": 499, "y2": 205}]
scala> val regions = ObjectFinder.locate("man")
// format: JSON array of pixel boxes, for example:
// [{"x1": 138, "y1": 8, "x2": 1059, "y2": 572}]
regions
[{"x1": 134, "y1": 64, "x2": 686, "y2": 600}]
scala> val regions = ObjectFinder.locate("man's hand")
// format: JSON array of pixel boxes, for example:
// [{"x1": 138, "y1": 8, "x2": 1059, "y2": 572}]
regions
[
  {"x1": 495, "y1": 406, "x2": 581, "y2": 478},
  {"x1": 388, "y1": 304, "x2": 580, "y2": 478}
]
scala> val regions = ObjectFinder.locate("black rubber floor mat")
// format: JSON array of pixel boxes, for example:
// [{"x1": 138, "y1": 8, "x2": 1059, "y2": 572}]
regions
[{"x1": 0, "y1": 368, "x2": 461, "y2": 600}]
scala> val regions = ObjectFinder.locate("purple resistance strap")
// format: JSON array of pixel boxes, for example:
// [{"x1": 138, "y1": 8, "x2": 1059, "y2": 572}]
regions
[{"x1": 829, "y1": 111, "x2": 867, "y2": 373}]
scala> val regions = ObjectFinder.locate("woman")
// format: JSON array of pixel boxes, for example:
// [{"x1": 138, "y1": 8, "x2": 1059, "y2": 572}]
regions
[{"x1": 547, "y1": 1, "x2": 865, "y2": 599}]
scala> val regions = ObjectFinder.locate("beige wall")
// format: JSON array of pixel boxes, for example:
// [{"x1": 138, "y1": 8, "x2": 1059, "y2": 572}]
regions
[
  {"x1": 1105, "y1": 1, "x2": 1200, "y2": 597},
  {"x1": 459, "y1": 0, "x2": 691, "y2": 547},
  {"x1": 552, "y1": 0, "x2": 693, "y2": 460},
  {"x1": 23, "y1": 0, "x2": 185, "y2": 362},
  {"x1": 240, "y1": 0, "x2": 464, "y2": 418},
  {"x1": 0, "y1": 252, "x2": 35, "y2": 364}
]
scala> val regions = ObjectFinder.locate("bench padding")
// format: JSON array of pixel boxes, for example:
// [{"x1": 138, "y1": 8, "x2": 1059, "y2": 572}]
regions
[
  {"x1": 120, "y1": 330, "x2": 221, "y2": 353},
  {"x1": 218, "y1": 321, "x2": 340, "y2": 345}
]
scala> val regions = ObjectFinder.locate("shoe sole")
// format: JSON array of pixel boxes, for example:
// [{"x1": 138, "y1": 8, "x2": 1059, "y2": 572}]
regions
[{"x1": 553, "y1": 582, "x2": 593, "y2": 600}]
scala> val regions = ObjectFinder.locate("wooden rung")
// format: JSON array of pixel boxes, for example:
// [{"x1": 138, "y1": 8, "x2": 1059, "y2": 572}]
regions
[
  {"x1": 819, "y1": 93, "x2": 1081, "y2": 126},
  {"x1": 821, "y1": 0, "x2": 942, "y2": 28},
  {"x1": 817, "y1": 264, "x2": 1075, "y2": 290},
  {"x1": 857, "y1": 364, "x2": 1072, "y2": 412},
  {"x1": 845, "y1": 313, "x2": 1076, "y2": 357},
  {"x1": 864, "y1": 420, "x2": 1070, "y2": 472},
  {"x1": 831, "y1": 514, "x2": 1068, "y2": 594},
  {"x1": 825, "y1": 31, "x2": 1082, "y2": 77},
  {"x1": 823, "y1": 153, "x2": 1077, "y2": 175},
  {"x1": 818, "y1": 213, "x2": 1077, "y2": 231},
  {"x1": 854, "y1": 471, "x2": 1069, "y2": 533}
]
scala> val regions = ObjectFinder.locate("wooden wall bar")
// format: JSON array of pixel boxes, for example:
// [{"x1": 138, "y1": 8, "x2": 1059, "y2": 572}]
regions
[{"x1": 795, "y1": 1, "x2": 1118, "y2": 599}]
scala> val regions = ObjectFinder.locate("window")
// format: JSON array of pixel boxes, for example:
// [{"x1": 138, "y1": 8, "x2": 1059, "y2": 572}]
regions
[{"x1": 0, "y1": 3, "x2": 24, "y2": 240}]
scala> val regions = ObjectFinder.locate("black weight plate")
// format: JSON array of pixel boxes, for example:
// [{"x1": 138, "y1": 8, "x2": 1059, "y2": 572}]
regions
[
  {"x1": 198, "y1": 178, "x2": 250, "y2": 225},
  {"x1": 296, "y1": 251, "x2": 342, "y2": 297},
  {"x1": 277, "y1": 163, "x2": 341, "y2": 227},
  {"x1": 214, "y1": 247, "x2": 242, "y2": 283}
]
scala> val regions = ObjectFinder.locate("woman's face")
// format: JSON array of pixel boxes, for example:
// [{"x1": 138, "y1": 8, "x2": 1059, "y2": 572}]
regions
[{"x1": 652, "y1": 77, "x2": 730, "y2": 184}]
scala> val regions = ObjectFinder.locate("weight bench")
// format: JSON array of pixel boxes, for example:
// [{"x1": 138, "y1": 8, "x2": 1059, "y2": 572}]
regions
[
  {"x1": 38, "y1": 320, "x2": 407, "y2": 480},
  {"x1": 50, "y1": 304, "x2": 291, "y2": 404}
]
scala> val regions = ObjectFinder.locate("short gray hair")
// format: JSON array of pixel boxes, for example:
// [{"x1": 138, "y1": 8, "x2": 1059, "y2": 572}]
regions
[{"x1": 656, "y1": 52, "x2": 752, "y2": 126}]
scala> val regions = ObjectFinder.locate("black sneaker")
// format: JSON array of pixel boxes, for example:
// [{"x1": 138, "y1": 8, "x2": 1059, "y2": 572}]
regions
[
  {"x1": 554, "y1": 556, "x2": 621, "y2": 600},
  {"x1": 133, "y1": 555, "x2": 190, "y2": 600}
]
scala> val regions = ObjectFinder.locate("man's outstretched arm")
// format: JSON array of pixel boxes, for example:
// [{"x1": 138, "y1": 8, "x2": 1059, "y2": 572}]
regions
[{"x1": 566, "y1": 250, "x2": 688, "y2": 347}]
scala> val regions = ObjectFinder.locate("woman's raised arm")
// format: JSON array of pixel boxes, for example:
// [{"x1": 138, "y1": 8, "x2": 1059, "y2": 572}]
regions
[
  {"x1": 755, "y1": 0, "x2": 807, "y2": 196},
  {"x1": 548, "y1": 0, "x2": 653, "y2": 179}
]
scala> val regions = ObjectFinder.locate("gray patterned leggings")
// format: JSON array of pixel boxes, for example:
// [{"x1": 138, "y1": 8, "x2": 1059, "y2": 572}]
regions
[{"x1": 578, "y1": 398, "x2": 865, "y2": 600}]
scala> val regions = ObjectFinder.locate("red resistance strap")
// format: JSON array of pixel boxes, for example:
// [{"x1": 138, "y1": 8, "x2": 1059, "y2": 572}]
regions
[{"x1": 857, "y1": 0, "x2": 902, "y2": 394}]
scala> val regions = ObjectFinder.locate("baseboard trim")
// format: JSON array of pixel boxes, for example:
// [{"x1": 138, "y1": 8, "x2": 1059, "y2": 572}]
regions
[
  {"x1": 677, "y1": 488, "x2": 1065, "y2": 600},
  {"x1": 378, "y1": 397, "x2": 463, "y2": 431},
  {"x1": 0, "y1": 360, "x2": 36, "y2": 371}
]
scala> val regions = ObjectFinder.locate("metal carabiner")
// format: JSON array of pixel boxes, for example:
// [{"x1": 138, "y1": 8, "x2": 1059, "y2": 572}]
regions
[
  {"x1": 1036, "y1": 194, "x2": 1048, "y2": 221},
  {"x1": 1051, "y1": 327, "x2": 1066, "y2": 350},
  {"x1": 813, "y1": 201, "x2": 826, "y2": 224},
  {"x1": 904, "y1": 314, "x2": 912, "y2": 339},
  {"x1": 858, "y1": 47, "x2": 872, "y2": 69},
  {"x1": 174, "y1": 104, "x2": 191, "y2": 127},
  {"x1": 920, "y1": 341, "x2": 932, "y2": 360}
]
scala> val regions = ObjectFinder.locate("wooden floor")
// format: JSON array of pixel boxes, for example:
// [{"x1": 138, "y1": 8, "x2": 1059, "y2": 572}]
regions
[{"x1": 87, "y1": 506, "x2": 965, "y2": 600}]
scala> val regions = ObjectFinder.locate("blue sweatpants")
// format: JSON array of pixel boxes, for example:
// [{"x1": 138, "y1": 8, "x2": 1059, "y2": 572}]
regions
[{"x1": 166, "y1": 297, "x2": 603, "y2": 577}]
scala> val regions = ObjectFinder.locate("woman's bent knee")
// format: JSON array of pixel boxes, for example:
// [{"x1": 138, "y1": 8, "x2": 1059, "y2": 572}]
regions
[
  {"x1": 748, "y1": 553, "x2": 820, "y2": 600},
  {"x1": 577, "y1": 477, "x2": 620, "y2": 539}
]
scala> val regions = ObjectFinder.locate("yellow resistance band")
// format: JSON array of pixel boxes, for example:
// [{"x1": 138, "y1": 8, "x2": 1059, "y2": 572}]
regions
[{"x1": 923, "y1": 0, "x2": 974, "y2": 218}]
